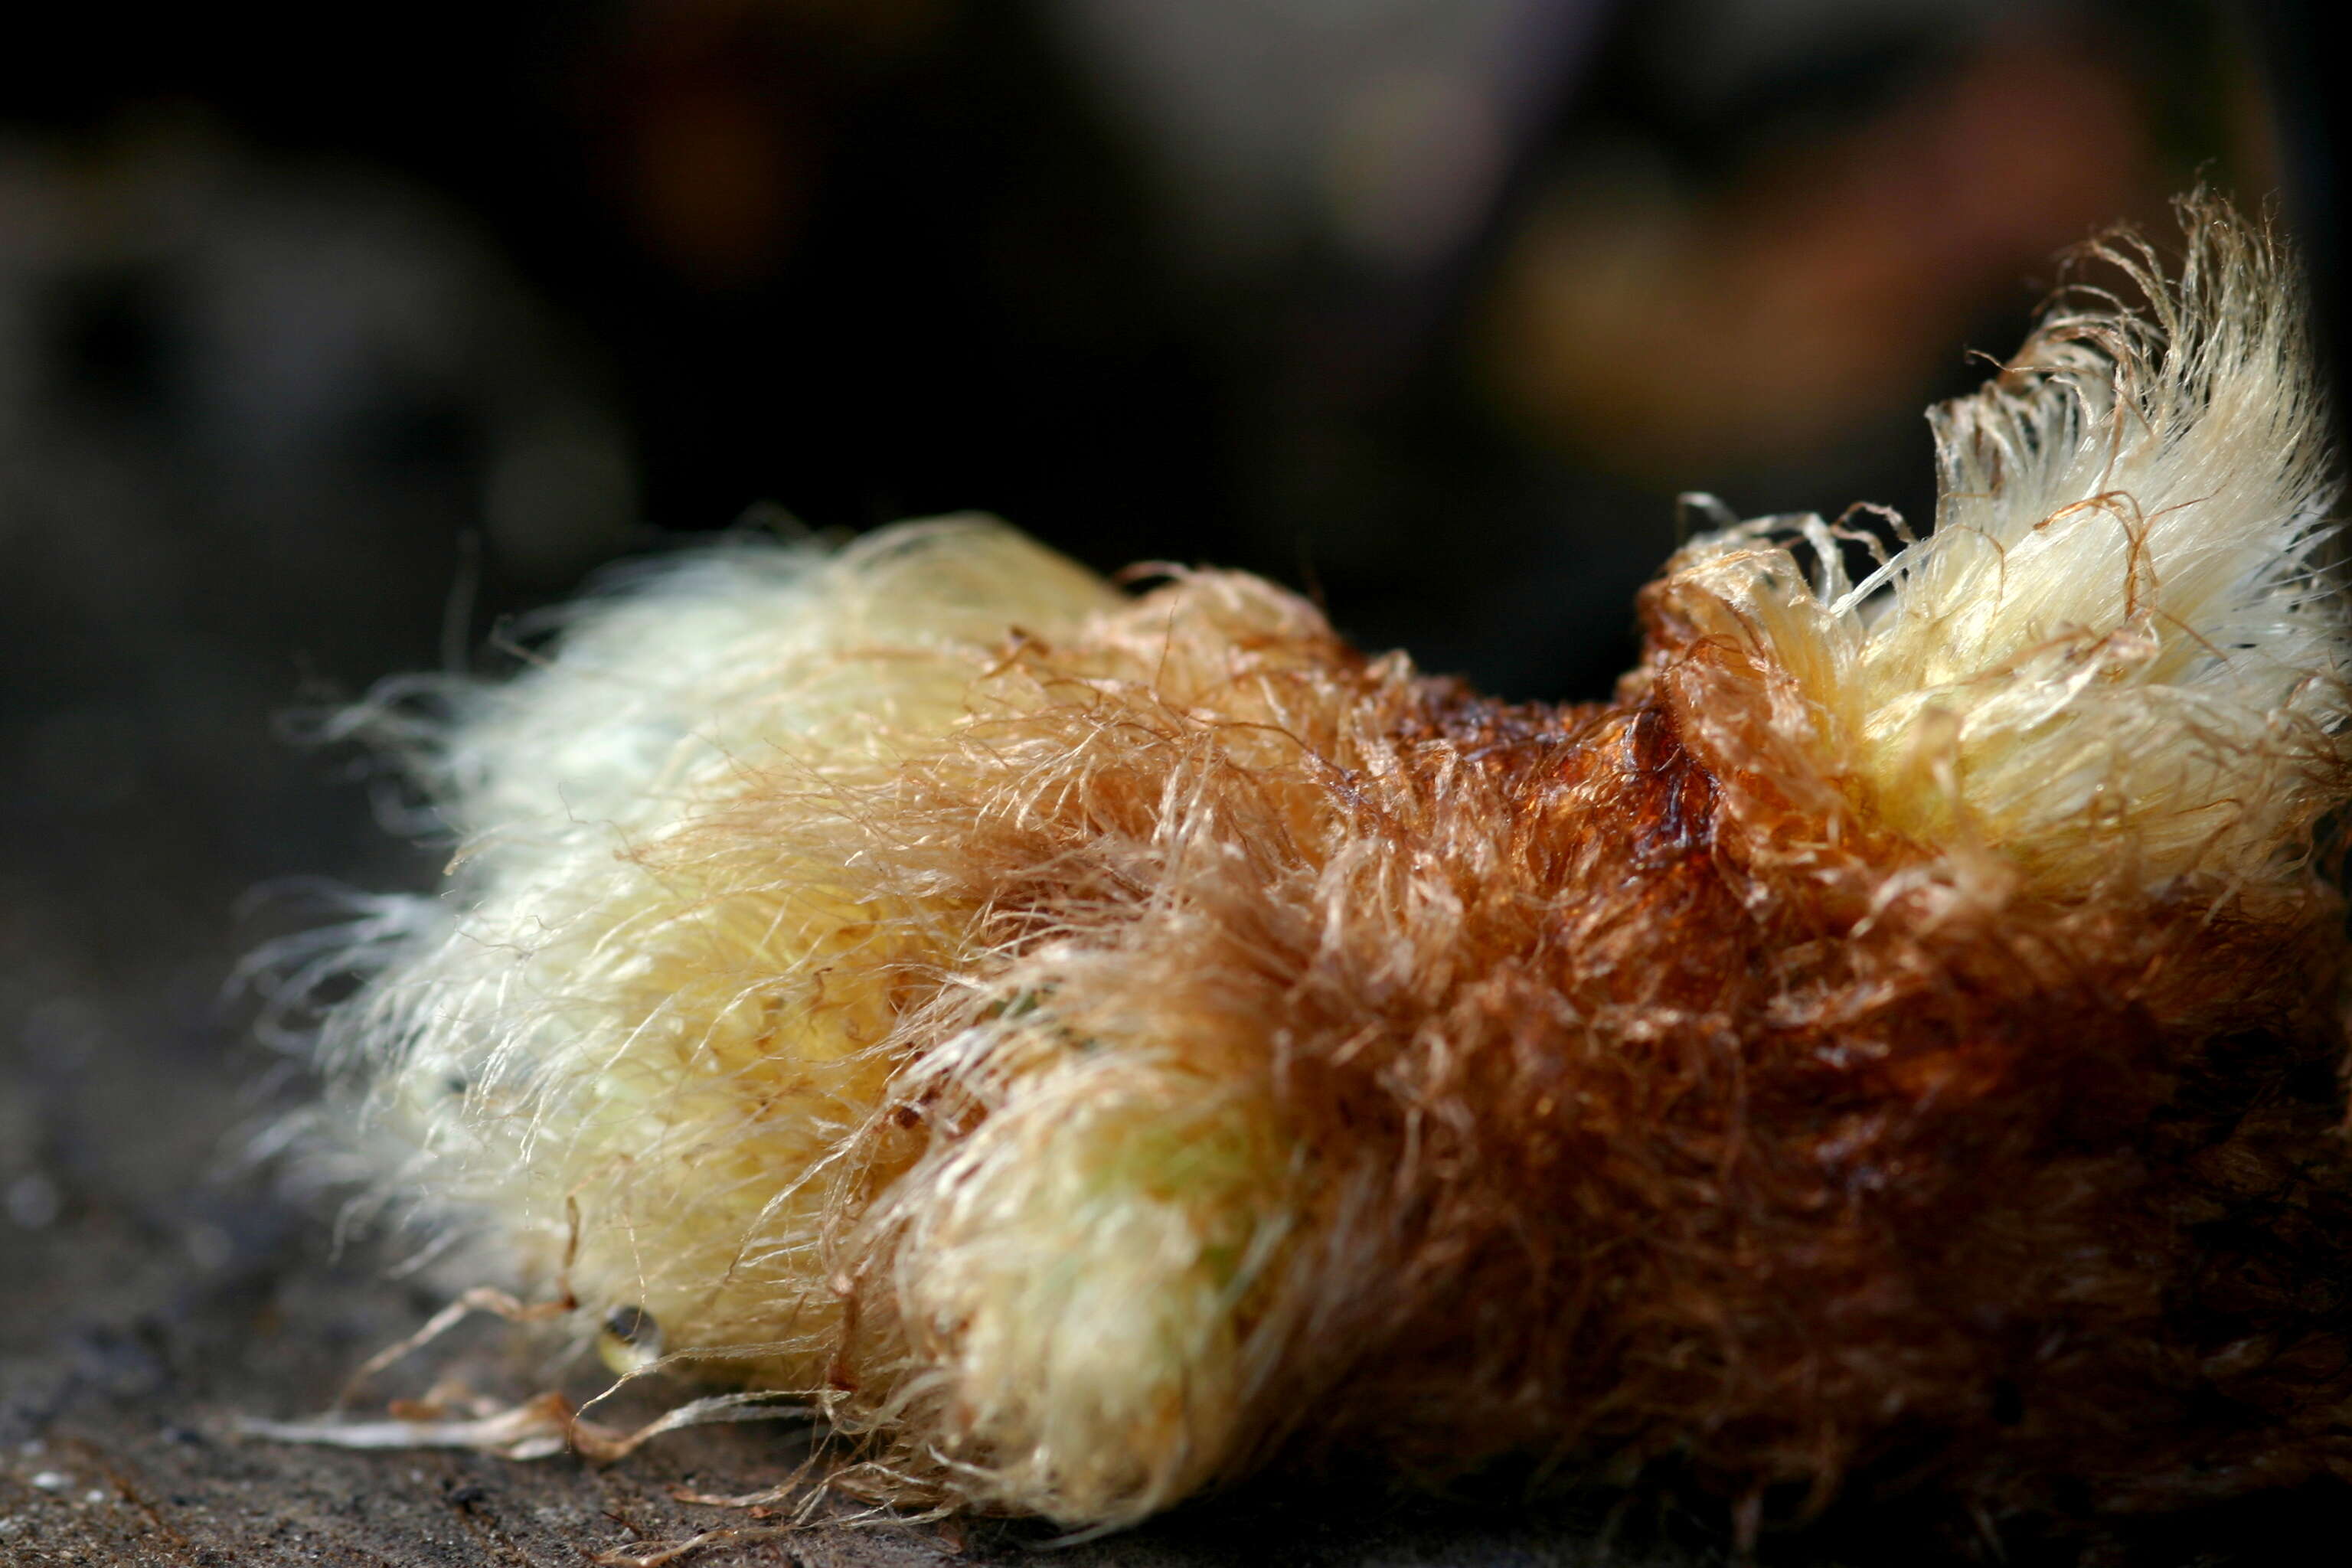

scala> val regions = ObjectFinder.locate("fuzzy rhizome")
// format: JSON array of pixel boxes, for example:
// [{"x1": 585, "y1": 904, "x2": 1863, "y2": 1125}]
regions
[{"x1": 303, "y1": 194, "x2": 2352, "y2": 1532}]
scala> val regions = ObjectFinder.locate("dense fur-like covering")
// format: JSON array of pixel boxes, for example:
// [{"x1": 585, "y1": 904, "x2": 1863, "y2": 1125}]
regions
[{"x1": 311, "y1": 198, "x2": 2352, "y2": 1532}]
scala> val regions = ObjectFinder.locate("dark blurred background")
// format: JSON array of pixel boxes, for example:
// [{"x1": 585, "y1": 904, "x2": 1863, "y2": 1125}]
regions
[{"x1": 0, "y1": 2, "x2": 2335, "y2": 1560}]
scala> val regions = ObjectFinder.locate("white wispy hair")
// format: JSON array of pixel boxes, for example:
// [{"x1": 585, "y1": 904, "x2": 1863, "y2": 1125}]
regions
[{"x1": 1664, "y1": 194, "x2": 2346, "y2": 893}]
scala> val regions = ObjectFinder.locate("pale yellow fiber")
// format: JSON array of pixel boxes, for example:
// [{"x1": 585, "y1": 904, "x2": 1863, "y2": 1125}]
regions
[{"x1": 323, "y1": 520, "x2": 1129, "y2": 1403}]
